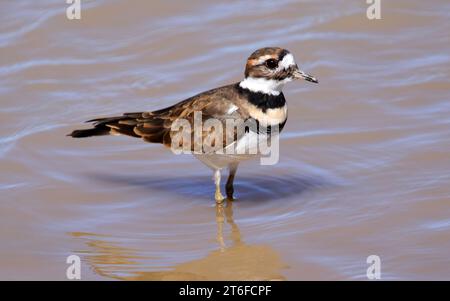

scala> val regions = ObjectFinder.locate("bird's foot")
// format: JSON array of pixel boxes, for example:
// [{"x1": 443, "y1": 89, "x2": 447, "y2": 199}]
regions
[
  {"x1": 226, "y1": 192, "x2": 236, "y2": 201},
  {"x1": 215, "y1": 191, "x2": 225, "y2": 204},
  {"x1": 226, "y1": 185, "x2": 235, "y2": 201}
]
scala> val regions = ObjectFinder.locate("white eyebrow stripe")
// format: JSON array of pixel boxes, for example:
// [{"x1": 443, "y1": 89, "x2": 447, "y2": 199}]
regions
[{"x1": 278, "y1": 53, "x2": 296, "y2": 70}]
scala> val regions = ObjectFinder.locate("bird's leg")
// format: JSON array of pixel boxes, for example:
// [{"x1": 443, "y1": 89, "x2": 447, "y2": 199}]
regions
[
  {"x1": 214, "y1": 169, "x2": 225, "y2": 203},
  {"x1": 226, "y1": 163, "x2": 239, "y2": 200}
]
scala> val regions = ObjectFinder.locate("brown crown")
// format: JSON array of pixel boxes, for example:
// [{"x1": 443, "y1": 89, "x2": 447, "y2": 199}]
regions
[{"x1": 244, "y1": 47, "x2": 293, "y2": 80}]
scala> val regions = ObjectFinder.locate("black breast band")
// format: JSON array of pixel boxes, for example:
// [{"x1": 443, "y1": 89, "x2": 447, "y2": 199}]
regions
[{"x1": 236, "y1": 84, "x2": 286, "y2": 112}]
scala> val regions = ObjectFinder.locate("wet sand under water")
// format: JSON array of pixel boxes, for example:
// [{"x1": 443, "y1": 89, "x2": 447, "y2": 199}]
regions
[{"x1": 1, "y1": 0, "x2": 450, "y2": 280}]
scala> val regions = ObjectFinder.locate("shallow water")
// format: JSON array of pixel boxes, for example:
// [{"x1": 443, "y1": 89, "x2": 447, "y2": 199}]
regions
[{"x1": 1, "y1": 0, "x2": 450, "y2": 280}]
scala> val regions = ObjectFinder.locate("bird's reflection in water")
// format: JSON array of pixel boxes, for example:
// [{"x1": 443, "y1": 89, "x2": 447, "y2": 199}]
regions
[
  {"x1": 70, "y1": 201, "x2": 286, "y2": 280},
  {"x1": 216, "y1": 200, "x2": 241, "y2": 251}
]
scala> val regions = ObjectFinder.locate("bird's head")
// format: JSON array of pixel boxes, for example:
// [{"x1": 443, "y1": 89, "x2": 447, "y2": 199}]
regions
[{"x1": 240, "y1": 47, "x2": 318, "y2": 95}]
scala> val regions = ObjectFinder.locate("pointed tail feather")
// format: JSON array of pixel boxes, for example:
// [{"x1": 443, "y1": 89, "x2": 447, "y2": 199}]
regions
[
  {"x1": 67, "y1": 126, "x2": 110, "y2": 138},
  {"x1": 68, "y1": 112, "x2": 144, "y2": 138}
]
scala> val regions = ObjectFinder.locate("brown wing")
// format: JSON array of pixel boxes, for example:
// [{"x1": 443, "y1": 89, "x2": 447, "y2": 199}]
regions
[
  {"x1": 134, "y1": 84, "x2": 247, "y2": 152},
  {"x1": 69, "y1": 84, "x2": 249, "y2": 153}
]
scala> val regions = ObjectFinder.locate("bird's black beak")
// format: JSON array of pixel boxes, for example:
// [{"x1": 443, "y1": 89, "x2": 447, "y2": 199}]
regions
[{"x1": 292, "y1": 69, "x2": 318, "y2": 83}]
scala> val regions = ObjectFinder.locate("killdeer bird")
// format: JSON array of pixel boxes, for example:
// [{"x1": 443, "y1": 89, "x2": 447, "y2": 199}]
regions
[{"x1": 69, "y1": 47, "x2": 318, "y2": 203}]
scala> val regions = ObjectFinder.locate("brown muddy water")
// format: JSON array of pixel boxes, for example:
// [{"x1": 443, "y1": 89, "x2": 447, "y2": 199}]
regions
[{"x1": 1, "y1": 0, "x2": 450, "y2": 280}]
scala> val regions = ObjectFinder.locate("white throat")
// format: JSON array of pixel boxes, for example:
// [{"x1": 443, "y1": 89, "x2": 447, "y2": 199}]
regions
[{"x1": 239, "y1": 77, "x2": 290, "y2": 96}]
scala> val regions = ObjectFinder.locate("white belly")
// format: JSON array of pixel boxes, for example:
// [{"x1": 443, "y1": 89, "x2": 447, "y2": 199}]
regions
[{"x1": 194, "y1": 131, "x2": 276, "y2": 170}]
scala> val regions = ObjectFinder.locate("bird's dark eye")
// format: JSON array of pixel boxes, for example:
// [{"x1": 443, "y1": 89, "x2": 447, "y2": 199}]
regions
[{"x1": 265, "y1": 59, "x2": 278, "y2": 69}]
